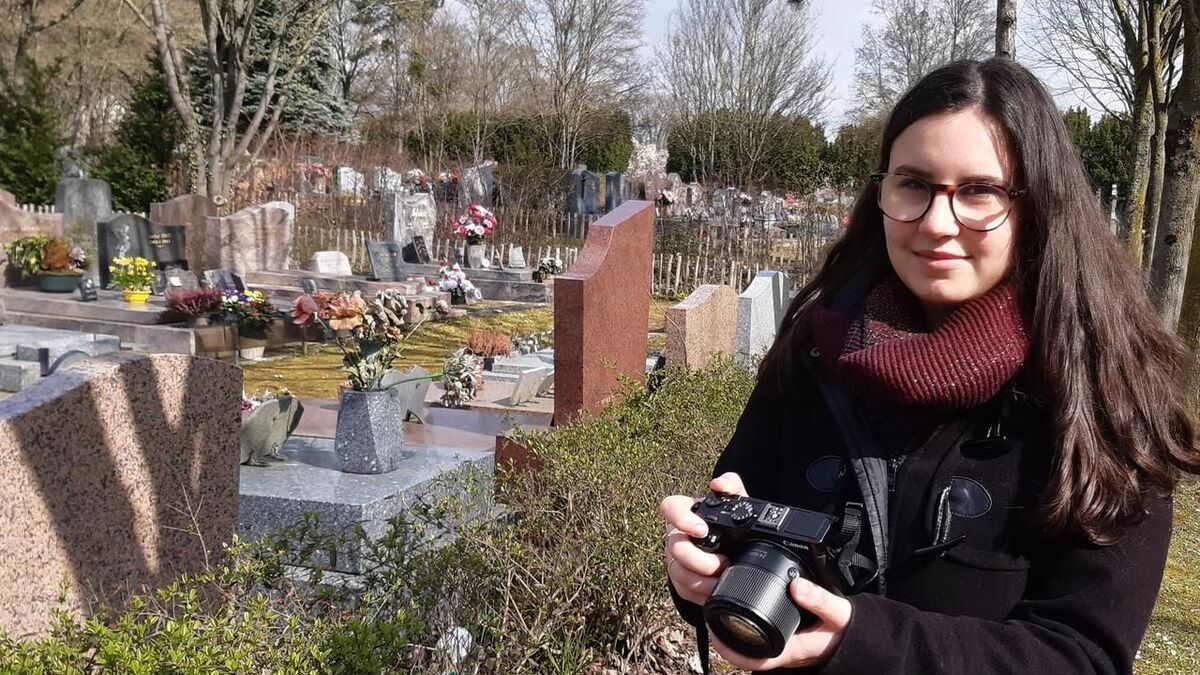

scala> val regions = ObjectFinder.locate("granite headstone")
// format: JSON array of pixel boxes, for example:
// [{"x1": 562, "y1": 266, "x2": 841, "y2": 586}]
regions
[
  {"x1": 366, "y1": 240, "x2": 405, "y2": 282},
  {"x1": 309, "y1": 251, "x2": 353, "y2": 276},
  {"x1": 569, "y1": 169, "x2": 600, "y2": 215}
]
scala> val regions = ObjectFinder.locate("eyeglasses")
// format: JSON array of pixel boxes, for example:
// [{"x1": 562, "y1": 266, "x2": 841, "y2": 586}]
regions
[{"x1": 870, "y1": 172, "x2": 1024, "y2": 232}]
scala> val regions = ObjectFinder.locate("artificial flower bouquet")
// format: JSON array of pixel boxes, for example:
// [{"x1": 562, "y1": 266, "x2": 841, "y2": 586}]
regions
[
  {"x1": 291, "y1": 288, "x2": 425, "y2": 391},
  {"x1": 453, "y1": 204, "x2": 497, "y2": 245}
]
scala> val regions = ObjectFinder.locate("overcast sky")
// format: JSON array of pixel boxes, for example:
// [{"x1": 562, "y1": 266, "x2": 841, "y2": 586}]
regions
[{"x1": 640, "y1": 0, "x2": 1108, "y2": 133}]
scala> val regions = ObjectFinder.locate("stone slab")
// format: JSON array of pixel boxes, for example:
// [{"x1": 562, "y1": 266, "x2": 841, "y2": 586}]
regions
[
  {"x1": 15, "y1": 333, "x2": 121, "y2": 363},
  {"x1": 666, "y1": 284, "x2": 738, "y2": 370},
  {"x1": 736, "y1": 272, "x2": 784, "y2": 364},
  {"x1": 205, "y1": 202, "x2": 294, "y2": 275},
  {"x1": 309, "y1": 251, "x2": 353, "y2": 277},
  {"x1": 554, "y1": 201, "x2": 654, "y2": 423},
  {"x1": 0, "y1": 354, "x2": 240, "y2": 638},
  {"x1": 503, "y1": 367, "x2": 549, "y2": 407},
  {"x1": 238, "y1": 435, "x2": 492, "y2": 574},
  {"x1": 0, "y1": 287, "x2": 173, "y2": 326}
]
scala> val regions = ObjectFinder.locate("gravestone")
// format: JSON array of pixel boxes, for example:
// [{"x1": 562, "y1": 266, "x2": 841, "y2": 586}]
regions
[
  {"x1": 205, "y1": 202, "x2": 294, "y2": 274},
  {"x1": 55, "y1": 178, "x2": 112, "y2": 280},
  {"x1": 0, "y1": 189, "x2": 14, "y2": 206},
  {"x1": 204, "y1": 269, "x2": 245, "y2": 292},
  {"x1": 383, "y1": 191, "x2": 437, "y2": 257},
  {"x1": 0, "y1": 353, "x2": 240, "y2": 639},
  {"x1": 366, "y1": 240, "x2": 405, "y2": 282},
  {"x1": 507, "y1": 246, "x2": 527, "y2": 269},
  {"x1": 568, "y1": 169, "x2": 600, "y2": 215},
  {"x1": 150, "y1": 195, "x2": 216, "y2": 229},
  {"x1": 504, "y1": 367, "x2": 549, "y2": 407},
  {"x1": 97, "y1": 214, "x2": 188, "y2": 289},
  {"x1": 373, "y1": 167, "x2": 404, "y2": 193},
  {"x1": 666, "y1": 284, "x2": 738, "y2": 370},
  {"x1": 736, "y1": 272, "x2": 785, "y2": 365},
  {"x1": 157, "y1": 268, "x2": 198, "y2": 296},
  {"x1": 554, "y1": 201, "x2": 654, "y2": 424},
  {"x1": 309, "y1": 251, "x2": 352, "y2": 276},
  {"x1": 536, "y1": 370, "x2": 555, "y2": 397},
  {"x1": 460, "y1": 162, "x2": 495, "y2": 207},
  {"x1": 409, "y1": 235, "x2": 432, "y2": 264},
  {"x1": 605, "y1": 172, "x2": 631, "y2": 212},
  {"x1": 336, "y1": 167, "x2": 365, "y2": 196}
]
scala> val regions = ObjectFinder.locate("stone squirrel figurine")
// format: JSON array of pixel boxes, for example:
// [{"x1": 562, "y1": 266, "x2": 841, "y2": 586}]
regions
[{"x1": 240, "y1": 396, "x2": 304, "y2": 466}]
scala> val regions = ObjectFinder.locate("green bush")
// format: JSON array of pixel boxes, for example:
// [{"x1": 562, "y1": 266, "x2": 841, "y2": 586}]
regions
[
  {"x1": 0, "y1": 361, "x2": 753, "y2": 673},
  {"x1": 87, "y1": 144, "x2": 169, "y2": 214},
  {"x1": 0, "y1": 62, "x2": 62, "y2": 204}
]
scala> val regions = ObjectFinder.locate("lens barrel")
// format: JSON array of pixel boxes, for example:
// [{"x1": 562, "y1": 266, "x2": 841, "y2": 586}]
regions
[{"x1": 702, "y1": 540, "x2": 816, "y2": 658}]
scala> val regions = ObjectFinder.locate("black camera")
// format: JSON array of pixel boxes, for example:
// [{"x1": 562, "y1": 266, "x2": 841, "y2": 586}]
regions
[{"x1": 690, "y1": 491, "x2": 846, "y2": 658}]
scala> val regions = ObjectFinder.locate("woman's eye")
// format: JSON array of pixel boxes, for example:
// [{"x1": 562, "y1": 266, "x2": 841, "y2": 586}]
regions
[{"x1": 959, "y1": 184, "x2": 1001, "y2": 200}]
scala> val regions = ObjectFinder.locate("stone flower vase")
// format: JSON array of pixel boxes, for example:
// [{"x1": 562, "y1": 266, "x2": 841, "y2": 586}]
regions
[
  {"x1": 466, "y1": 243, "x2": 486, "y2": 268},
  {"x1": 239, "y1": 327, "x2": 268, "y2": 361},
  {"x1": 334, "y1": 388, "x2": 405, "y2": 474}
]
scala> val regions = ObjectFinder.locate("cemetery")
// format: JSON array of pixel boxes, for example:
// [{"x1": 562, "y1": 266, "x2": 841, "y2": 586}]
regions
[{"x1": 2, "y1": 0, "x2": 1199, "y2": 670}]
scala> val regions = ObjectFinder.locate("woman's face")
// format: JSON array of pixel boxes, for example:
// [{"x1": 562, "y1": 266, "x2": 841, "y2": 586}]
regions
[{"x1": 882, "y1": 107, "x2": 1020, "y2": 326}]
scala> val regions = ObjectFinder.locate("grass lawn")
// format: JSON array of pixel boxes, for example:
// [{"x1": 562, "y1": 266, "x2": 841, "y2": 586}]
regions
[{"x1": 1140, "y1": 480, "x2": 1200, "y2": 674}]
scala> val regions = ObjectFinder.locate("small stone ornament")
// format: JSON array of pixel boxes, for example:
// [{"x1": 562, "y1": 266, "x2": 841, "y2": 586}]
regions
[
  {"x1": 300, "y1": 278, "x2": 318, "y2": 295},
  {"x1": 77, "y1": 277, "x2": 98, "y2": 302}
]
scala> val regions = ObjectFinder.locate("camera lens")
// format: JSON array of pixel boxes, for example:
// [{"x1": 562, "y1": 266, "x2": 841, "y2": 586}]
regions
[{"x1": 702, "y1": 540, "x2": 816, "y2": 658}]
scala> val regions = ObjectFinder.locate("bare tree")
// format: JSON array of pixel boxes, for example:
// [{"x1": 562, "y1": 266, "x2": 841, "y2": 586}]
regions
[
  {"x1": 1148, "y1": 0, "x2": 1199, "y2": 331},
  {"x1": 851, "y1": 0, "x2": 994, "y2": 118},
  {"x1": 1024, "y1": 0, "x2": 1184, "y2": 267},
  {"x1": 516, "y1": 0, "x2": 645, "y2": 170},
  {"x1": 9, "y1": 0, "x2": 90, "y2": 76},
  {"x1": 331, "y1": 0, "x2": 439, "y2": 119},
  {"x1": 120, "y1": 0, "x2": 336, "y2": 200},
  {"x1": 996, "y1": 0, "x2": 1017, "y2": 58},
  {"x1": 456, "y1": 0, "x2": 523, "y2": 164},
  {"x1": 659, "y1": 0, "x2": 831, "y2": 186}
]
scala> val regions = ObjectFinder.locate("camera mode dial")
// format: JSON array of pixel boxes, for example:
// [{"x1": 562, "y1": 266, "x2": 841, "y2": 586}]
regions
[{"x1": 730, "y1": 501, "x2": 756, "y2": 525}]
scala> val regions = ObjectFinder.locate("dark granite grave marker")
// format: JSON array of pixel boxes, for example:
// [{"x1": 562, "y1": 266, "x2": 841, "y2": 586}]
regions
[
  {"x1": 367, "y1": 240, "x2": 405, "y2": 281},
  {"x1": 204, "y1": 268, "x2": 245, "y2": 291},
  {"x1": 406, "y1": 235, "x2": 432, "y2": 264},
  {"x1": 159, "y1": 268, "x2": 198, "y2": 297},
  {"x1": 98, "y1": 214, "x2": 188, "y2": 288},
  {"x1": 606, "y1": 172, "x2": 632, "y2": 212},
  {"x1": 569, "y1": 169, "x2": 600, "y2": 215}
]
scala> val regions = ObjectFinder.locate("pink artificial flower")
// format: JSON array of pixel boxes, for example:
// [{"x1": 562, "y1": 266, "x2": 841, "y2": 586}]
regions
[{"x1": 292, "y1": 295, "x2": 319, "y2": 325}]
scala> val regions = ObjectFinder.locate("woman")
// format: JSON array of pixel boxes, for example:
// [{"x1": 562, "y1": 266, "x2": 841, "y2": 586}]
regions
[{"x1": 660, "y1": 57, "x2": 1200, "y2": 674}]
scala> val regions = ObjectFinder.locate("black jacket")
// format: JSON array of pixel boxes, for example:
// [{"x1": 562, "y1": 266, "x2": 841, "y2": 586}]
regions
[{"x1": 670, "y1": 359, "x2": 1173, "y2": 674}]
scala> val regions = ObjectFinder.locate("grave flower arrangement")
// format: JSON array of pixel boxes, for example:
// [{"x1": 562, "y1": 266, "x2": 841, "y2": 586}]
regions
[
  {"x1": 6, "y1": 235, "x2": 87, "y2": 281},
  {"x1": 218, "y1": 289, "x2": 282, "y2": 336},
  {"x1": 167, "y1": 288, "x2": 223, "y2": 325},
  {"x1": 290, "y1": 288, "x2": 426, "y2": 391},
  {"x1": 453, "y1": 204, "x2": 497, "y2": 245},
  {"x1": 534, "y1": 256, "x2": 563, "y2": 282},
  {"x1": 440, "y1": 348, "x2": 483, "y2": 408},
  {"x1": 437, "y1": 262, "x2": 480, "y2": 304},
  {"x1": 108, "y1": 256, "x2": 155, "y2": 291},
  {"x1": 405, "y1": 168, "x2": 431, "y2": 192}
]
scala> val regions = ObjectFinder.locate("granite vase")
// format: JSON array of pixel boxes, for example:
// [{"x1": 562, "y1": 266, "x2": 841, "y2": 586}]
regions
[{"x1": 334, "y1": 388, "x2": 405, "y2": 474}]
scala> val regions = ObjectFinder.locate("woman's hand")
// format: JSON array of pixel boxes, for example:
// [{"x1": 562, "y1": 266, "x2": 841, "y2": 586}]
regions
[
  {"x1": 660, "y1": 471, "x2": 854, "y2": 669},
  {"x1": 710, "y1": 577, "x2": 853, "y2": 670},
  {"x1": 660, "y1": 472, "x2": 749, "y2": 606}
]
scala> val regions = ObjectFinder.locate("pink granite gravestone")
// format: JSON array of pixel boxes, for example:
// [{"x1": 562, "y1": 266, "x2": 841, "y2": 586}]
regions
[
  {"x1": 150, "y1": 194, "x2": 217, "y2": 228},
  {"x1": 0, "y1": 188, "x2": 15, "y2": 206},
  {"x1": 0, "y1": 353, "x2": 240, "y2": 638},
  {"x1": 205, "y1": 201, "x2": 294, "y2": 274},
  {"x1": 553, "y1": 200, "x2": 654, "y2": 424},
  {"x1": 665, "y1": 284, "x2": 738, "y2": 370}
]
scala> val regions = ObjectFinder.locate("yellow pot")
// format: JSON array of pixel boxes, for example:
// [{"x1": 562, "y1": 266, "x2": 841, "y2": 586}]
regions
[{"x1": 123, "y1": 289, "x2": 151, "y2": 305}]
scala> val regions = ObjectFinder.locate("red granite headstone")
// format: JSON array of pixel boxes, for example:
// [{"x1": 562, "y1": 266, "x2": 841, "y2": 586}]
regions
[
  {"x1": 150, "y1": 194, "x2": 216, "y2": 228},
  {"x1": 553, "y1": 200, "x2": 654, "y2": 424},
  {"x1": 205, "y1": 201, "x2": 295, "y2": 274}
]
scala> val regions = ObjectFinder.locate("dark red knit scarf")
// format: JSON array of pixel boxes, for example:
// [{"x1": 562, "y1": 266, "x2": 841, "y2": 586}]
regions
[{"x1": 810, "y1": 275, "x2": 1029, "y2": 411}]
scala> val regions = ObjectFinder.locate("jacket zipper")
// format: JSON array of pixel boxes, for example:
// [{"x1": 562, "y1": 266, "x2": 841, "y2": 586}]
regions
[{"x1": 888, "y1": 455, "x2": 905, "y2": 493}]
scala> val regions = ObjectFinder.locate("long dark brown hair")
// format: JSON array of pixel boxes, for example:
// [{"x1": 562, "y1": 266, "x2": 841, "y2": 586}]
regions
[{"x1": 761, "y1": 58, "x2": 1200, "y2": 544}]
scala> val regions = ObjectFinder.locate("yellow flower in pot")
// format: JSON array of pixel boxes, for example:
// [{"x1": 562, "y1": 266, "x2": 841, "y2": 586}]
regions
[{"x1": 108, "y1": 256, "x2": 156, "y2": 304}]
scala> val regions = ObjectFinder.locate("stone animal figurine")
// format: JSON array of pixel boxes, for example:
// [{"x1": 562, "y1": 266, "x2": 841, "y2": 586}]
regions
[{"x1": 240, "y1": 396, "x2": 305, "y2": 466}]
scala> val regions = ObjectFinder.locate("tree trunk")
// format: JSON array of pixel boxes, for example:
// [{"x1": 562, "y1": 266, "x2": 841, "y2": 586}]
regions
[
  {"x1": 1177, "y1": 196, "x2": 1200, "y2": 368},
  {"x1": 1126, "y1": 81, "x2": 1156, "y2": 266},
  {"x1": 996, "y1": 0, "x2": 1017, "y2": 59},
  {"x1": 1142, "y1": 105, "x2": 1169, "y2": 271},
  {"x1": 1148, "y1": 0, "x2": 1200, "y2": 331}
]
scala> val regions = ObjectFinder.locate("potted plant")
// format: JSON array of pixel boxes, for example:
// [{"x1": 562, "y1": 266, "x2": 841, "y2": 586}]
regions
[
  {"x1": 453, "y1": 203, "x2": 497, "y2": 268},
  {"x1": 5, "y1": 235, "x2": 87, "y2": 292},
  {"x1": 533, "y1": 256, "x2": 564, "y2": 283},
  {"x1": 467, "y1": 329, "x2": 512, "y2": 370},
  {"x1": 217, "y1": 289, "x2": 282, "y2": 360},
  {"x1": 108, "y1": 256, "x2": 156, "y2": 304},
  {"x1": 292, "y1": 288, "x2": 440, "y2": 474},
  {"x1": 167, "y1": 288, "x2": 223, "y2": 327},
  {"x1": 437, "y1": 262, "x2": 480, "y2": 305}
]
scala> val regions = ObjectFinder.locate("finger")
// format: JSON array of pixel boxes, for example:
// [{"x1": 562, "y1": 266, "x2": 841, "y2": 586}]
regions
[
  {"x1": 667, "y1": 559, "x2": 720, "y2": 605},
  {"x1": 666, "y1": 531, "x2": 728, "y2": 577},
  {"x1": 710, "y1": 472, "x2": 749, "y2": 497},
  {"x1": 659, "y1": 495, "x2": 708, "y2": 537},
  {"x1": 789, "y1": 578, "x2": 853, "y2": 630}
]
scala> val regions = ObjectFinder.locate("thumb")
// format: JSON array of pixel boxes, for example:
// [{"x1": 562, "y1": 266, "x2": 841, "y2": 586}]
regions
[
  {"x1": 790, "y1": 578, "x2": 852, "y2": 629},
  {"x1": 710, "y1": 472, "x2": 749, "y2": 497}
]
